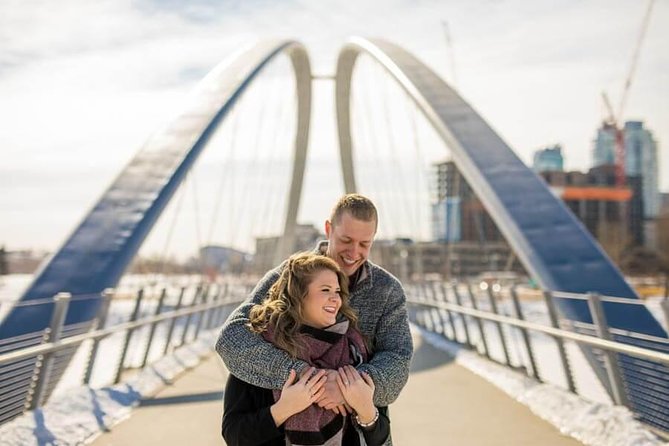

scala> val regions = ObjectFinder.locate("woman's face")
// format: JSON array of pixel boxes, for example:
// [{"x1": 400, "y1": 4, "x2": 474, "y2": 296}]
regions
[{"x1": 302, "y1": 269, "x2": 342, "y2": 328}]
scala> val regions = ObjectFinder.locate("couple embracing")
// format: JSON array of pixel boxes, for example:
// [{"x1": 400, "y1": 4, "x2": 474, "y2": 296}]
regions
[{"x1": 217, "y1": 194, "x2": 413, "y2": 446}]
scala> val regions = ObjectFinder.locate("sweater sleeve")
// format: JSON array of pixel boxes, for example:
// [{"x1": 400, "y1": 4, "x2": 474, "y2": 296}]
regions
[
  {"x1": 357, "y1": 279, "x2": 413, "y2": 407},
  {"x1": 221, "y1": 374, "x2": 284, "y2": 446},
  {"x1": 360, "y1": 406, "x2": 391, "y2": 446},
  {"x1": 215, "y1": 265, "x2": 310, "y2": 390}
]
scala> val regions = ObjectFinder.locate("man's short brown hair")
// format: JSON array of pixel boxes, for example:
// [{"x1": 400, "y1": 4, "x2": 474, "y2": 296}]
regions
[{"x1": 329, "y1": 194, "x2": 378, "y2": 230}]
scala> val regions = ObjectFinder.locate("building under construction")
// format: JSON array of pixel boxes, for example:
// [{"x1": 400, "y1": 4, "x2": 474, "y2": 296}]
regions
[
  {"x1": 428, "y1": 160, "x2": 525, "y2": 280},
  {"x1": 539, "y1": 164, "x2": 641, "y2": 263}
]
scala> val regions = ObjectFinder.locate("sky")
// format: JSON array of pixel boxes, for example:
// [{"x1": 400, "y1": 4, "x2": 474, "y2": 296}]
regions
[{"x1": 0, "y1": 0, "x2": 667, "y2": 256}]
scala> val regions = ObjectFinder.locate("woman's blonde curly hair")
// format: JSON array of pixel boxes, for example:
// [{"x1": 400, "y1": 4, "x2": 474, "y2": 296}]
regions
[{"x1": 248, "y1": 252, "x2": 359, "y2": 358}]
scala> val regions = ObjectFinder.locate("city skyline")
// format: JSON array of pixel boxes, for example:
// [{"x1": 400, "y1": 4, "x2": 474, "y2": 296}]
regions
[{"x1": 1, "y1": 0, "x2": 667, "y2": 255}]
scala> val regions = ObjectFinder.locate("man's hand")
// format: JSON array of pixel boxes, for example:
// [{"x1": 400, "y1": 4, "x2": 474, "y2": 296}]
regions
[{"x1": 315, "y1": 369, "x2": 350, "y2": 415}]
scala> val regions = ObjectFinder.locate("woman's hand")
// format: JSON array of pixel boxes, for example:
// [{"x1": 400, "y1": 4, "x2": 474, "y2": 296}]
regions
[
  {"x1": 270, "y1": 368, "x2": 327, "y2": 426},
  {"x1": 335, "y1": 365, "x2": 376, "y2": 424}
]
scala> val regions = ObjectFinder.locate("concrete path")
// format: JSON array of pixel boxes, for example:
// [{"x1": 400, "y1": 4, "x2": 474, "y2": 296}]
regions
[{"x1": 92, "y1": 332, "x2": 582, "y2": 445}]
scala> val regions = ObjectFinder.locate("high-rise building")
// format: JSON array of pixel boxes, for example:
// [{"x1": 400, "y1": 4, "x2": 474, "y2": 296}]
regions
[
  {"x1": 592, "y1": 120, "x2": 659, "y2": 218},
  {"x1": 532, "y1": 144, "x2": 564, "y2": 172},
  {"x1": 593, "y1": 123, "x2": 617, "y2": 166},
  {"x1": 625, "y1": 121, "x2": 660, "y2": 218},
  {"x1": 431, "y1": 161, "x2": 504, "y2": 244}
]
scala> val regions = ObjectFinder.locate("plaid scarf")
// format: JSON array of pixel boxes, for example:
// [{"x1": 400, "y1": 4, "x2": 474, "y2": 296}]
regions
[{"x1": 263, "y1": 320, "x2": 368, "y2": 446}]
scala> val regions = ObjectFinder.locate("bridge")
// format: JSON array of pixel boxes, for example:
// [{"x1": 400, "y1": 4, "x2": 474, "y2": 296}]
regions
[{"x1": 0, "y1": 37, "x2": 668, "y2": 445}]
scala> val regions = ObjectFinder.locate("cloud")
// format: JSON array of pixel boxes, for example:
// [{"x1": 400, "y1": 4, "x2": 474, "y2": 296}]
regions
[{"x1": 0, "y1": 0, "x2": 667, "y2": 253}]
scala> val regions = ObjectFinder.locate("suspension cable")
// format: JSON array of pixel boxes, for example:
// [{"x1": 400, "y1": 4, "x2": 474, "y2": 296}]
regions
[
  {"x1": 379, "y1": 67, "x2": 415, "y2": 238},
  {"x1": 263, "y1": 66, "x2": 296, "y2": 240},
  {"x1": 253, "y1": 66, "x2": 287, "y2": 243},
  {"x1": 189, "y1": 171, "x2": 204, "y2": 276},
  {"x1": 205, "y1": 98, "x2": 241, "y2": 247},
  {"x1": 407, "y1": 89, "x2": 429, "y2": 240},
  {"x1": 354, "y1": 59, "x2": 396, "y2": 237},
  {"x1": 157, "y1": 181, "x2": 188, "y2": 277},
  {"x1": 231, "y1": 69, "x2": 274, "y2": 253}
]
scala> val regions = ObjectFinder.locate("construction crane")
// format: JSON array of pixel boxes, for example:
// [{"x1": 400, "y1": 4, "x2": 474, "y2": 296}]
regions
[{"x1": 602, "y1": 0, "x2": 655, "y2": 187}]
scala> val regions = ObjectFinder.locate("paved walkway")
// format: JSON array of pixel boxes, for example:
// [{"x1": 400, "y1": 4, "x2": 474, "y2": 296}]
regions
[{"x1": 92, "y1": 332, "x2": 582, "y2": 445}]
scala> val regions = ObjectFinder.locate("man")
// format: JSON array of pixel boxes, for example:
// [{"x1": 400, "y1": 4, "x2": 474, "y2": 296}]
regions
[{"x1": 216, "y1": 194, "x2": 413, "y2": 440}]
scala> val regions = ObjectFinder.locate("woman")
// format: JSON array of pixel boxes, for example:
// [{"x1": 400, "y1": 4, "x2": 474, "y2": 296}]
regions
[{"x1": 222, "y1": 252, "x2": 390, "y2": 446}]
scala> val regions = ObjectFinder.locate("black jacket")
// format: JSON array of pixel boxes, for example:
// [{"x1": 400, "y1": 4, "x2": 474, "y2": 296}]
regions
[{"x1": 222, "y1": 374, "x2": 390, "y2": 446}]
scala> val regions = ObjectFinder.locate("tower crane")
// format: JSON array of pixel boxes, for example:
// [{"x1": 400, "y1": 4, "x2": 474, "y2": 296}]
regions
[{"x1": 602, "y1": 0, "x2": 655, "y2": 187}]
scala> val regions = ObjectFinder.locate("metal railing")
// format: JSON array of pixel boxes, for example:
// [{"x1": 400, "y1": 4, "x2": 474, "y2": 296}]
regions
[
  {"x1": 406, "y1": 281, "x2": 669, "y2": 438},
  {"x1": 0, "y1": 281, "x2": 249, "y2": 426}
]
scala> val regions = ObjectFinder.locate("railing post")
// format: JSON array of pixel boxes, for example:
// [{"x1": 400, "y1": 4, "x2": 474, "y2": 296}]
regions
[
  {"x1": 83, "y1": 289, "x2": 113, "y2": 385},
  {"x1": 510, "y1": 286, "x2": 540, "y2": 381},
  {"x1": 205, "y1": 284, "x2": 222, "y2": 330},
  {"x1": 26, "y1": 331, "x2": 50, "y2": 410},
  {"x1": 587, "y1": 292, "x2": 629, "y2": 407},
  {"x1": 114, "y1": 288, "x2": 144, "y2": 384},
  {"x1": 486, "y1": 285, "x2": 511, "y2": 365},
  {"x1": 180, "y1": 285, "x2": 202, "y2": 346},
  {"x1": 439, "y1": 282, "x2": 458, "y2": 341},
  {"x1": 542, "y1": 290, "x2": 576, "y2": 393},
  {"x1": 419, "y1": 283, "x2": 435, "y2": 332},
  {"x1": 163, "y1": 287, "x2": 186, "y2": 355},
  {"x1": 31, "y1": 292, "x2": 71, "y2": 408},
  {"x1": 466, "y1": 282, "x2": 489, "y2": 358},
  {"x1": 452, "y1": 282, "x2": 473, "y2": 349},
  {"x1": 141, "y1": 288, "x2": 168, "y2": 368},
  {"x1": 660, "y1": 298, "x2": 669, "y2": 334},
  {"x1": 214, "y1": 282, "x2": 230, "y2": 327},
  {"x1": 193, "y1": 285, "x2": 211, "y2": 340},
  {"x1": 427, "y1": 282, "x2": 445, "y2": 335}
]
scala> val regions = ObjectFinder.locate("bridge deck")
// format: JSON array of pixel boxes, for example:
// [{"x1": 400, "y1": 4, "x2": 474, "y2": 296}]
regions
[{"x1": 91, "y1": 332, "x2": 582, "y2": 445}]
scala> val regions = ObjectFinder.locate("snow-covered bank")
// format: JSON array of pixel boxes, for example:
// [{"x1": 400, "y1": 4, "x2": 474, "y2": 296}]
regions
[
  {"x1": 0, "y1": 330, "x2": 219, "y2": 446},
  {"x1": 416, "y1": 326, "x2": 668, "y2": 446}
]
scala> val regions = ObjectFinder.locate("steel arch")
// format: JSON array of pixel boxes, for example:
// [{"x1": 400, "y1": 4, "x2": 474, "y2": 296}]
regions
[
  {"x1": 335, "y1": 37, "x2": 668, "y2": 431},
  {"x1": 1, "y1": 39, "x2": 311, "y2": 339},
  {"x1": 336, "y1": 37, "x2": 651, "y2": 322}
]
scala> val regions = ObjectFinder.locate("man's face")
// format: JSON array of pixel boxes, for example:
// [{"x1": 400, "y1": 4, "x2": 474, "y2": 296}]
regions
[{"x1": 325, "y1": 211, "x2": 376, "y2": 277}]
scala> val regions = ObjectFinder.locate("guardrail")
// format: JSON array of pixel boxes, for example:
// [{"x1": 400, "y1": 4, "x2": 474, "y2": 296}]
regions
[
  {"x1": 406, "y1": 281, "x2": 669, "y2": 439},
  {"x1": 0, "y1": 281, "x2": 248, "y2": 426}
]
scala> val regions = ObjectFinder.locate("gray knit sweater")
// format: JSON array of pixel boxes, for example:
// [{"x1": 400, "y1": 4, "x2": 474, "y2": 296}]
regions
[{"x1": 215, "y1": 248, "x2": 413, "y2": 408}]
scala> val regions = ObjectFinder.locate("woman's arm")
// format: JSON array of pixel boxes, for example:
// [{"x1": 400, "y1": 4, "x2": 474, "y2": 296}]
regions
[
  {"x1": 222, "y1": 374, "x2": 284, "y2": 446},
  {"x1": 336, "y1": 365, "x2": 390, "y2": 445},
  {"x1": 222, "y1": 369, "x2": 328, "y2": 446},
  {"x1": 359, "y1": 406, "x2": 390, "y2": 446}
]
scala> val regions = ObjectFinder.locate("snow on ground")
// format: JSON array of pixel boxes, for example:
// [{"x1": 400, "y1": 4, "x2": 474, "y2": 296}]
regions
[
  {"x1": 0, "y1": 329, "x2": 220, "y2": 446},
  {"x1": 415, "y1": 326, "x2": 668, "y2": 446}
]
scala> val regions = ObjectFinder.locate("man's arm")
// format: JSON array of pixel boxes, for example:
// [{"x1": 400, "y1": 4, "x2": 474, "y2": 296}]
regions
[
  {"x1": 358, "y1": 279, "x2": 413, "y2": 407},
  {"x1": 216, "y1": 266, "x2": 309, "y2": 389}
]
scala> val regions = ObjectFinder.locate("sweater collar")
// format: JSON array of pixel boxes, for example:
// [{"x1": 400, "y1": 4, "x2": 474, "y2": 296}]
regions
[{"x1": 315, "y1": 240, "x2": 371, "y2": 290}]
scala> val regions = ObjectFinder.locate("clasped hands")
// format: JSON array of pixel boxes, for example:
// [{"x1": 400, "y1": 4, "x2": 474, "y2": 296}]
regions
[
  {"x1": 308, "y1": 365, "x2": 375, "y2": 417},
  {"x1": 272, "y1": 365, "x2": 376, "y2": 429}
]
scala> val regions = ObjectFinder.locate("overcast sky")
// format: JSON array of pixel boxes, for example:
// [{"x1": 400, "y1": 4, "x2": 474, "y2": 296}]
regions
[{"x1": 0, "y1": 0, "x2": 667, "y2": 255}]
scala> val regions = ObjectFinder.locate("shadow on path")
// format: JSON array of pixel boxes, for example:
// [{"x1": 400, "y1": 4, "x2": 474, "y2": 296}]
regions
[
  {"x1": 32, "y1": 411, "x2": 57, "y2": 446},
  {"x1": 409, "y1": 332, "x2": 457, "y2": 374},
  {"x1": 140, "y1": 391, "x2": 224, "y2": 407}
]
